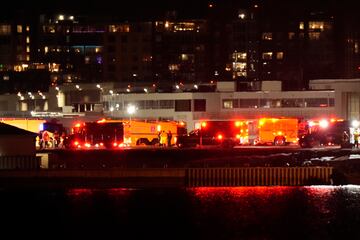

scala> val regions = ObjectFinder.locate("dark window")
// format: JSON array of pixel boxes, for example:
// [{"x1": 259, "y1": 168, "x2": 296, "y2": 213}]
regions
[
  {"x1": 108, "y1": 65, "x2": 115, "y2": 72},
  {"x1": 121, "y1": 36, "x2": 128, "y2": 42},
  {"x1": 107, "y1": 45, "x2": 115, "y2": 52},
  {"x1": 175, "y1": 100, "x2": 191, "y2": 112},
  {"x1": 108, "y1": 35, "x2": 115, "y2": 42},
  {"x1": 194, "y1": 99, "x2": 206, "y2": 112}
]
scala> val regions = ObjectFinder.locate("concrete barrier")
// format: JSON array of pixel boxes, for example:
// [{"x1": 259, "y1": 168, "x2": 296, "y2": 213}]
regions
[{"x1": 187, "y1": 167, "x2": 333, "y2": 186}]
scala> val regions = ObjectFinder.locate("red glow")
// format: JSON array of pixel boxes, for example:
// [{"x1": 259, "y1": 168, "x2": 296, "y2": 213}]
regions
[
  {"x1": 201, "y1": 122, "x2": 207, "y2": 128},
  {"x1": 217, "y1": 134, "x2": 223, "y2": 140}
]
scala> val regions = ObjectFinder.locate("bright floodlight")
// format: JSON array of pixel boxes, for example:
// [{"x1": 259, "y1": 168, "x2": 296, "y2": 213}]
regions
[
  {"x1": 352, "y1": 120, "x2": 360, "y2": 128},
  {"x1": 319, "y1": 119, "x2": 329, "y2": 128},
  {"x1": 127, "y1": 104, "x2": 136, "y2": 115}
]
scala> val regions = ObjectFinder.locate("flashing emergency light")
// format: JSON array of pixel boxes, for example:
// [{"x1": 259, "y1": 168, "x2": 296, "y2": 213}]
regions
[
  {"x1": 352, "y1": 120, "x2": 360, "y2": 128},
  {"x1": 319, "y1": 119, "x2": 329, "y2": 129},
  {"x1": 308, "y1": 121, "x2": 315, "y2": 127}
]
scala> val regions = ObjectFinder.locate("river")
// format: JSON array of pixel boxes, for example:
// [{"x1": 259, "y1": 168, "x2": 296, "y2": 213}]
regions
[{"x1": 1, "y1": 186, "x2": 359, "y2": 239}]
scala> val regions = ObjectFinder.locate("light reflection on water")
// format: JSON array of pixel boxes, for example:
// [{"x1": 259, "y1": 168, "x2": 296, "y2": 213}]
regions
[{"x1": 1, "y1": 186, "x2": 360, "y2": 239}]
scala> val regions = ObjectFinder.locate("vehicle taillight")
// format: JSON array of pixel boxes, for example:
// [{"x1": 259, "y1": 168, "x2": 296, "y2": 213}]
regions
[
  {"x1": 74, "y1": 141, "x2": 79, "y2": 146},
  {"x1": 113, "y1": 142, "x2": 118, "y2": 147},
  {"x1": 85, "y1": 143, "x2": 91, "y2": 148},
  {"x1": 217, "y1": 134, "x2": 223, "y2": 140}
]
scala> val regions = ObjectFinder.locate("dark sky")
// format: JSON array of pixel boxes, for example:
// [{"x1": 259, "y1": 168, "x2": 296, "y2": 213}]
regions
[
  {"x1": 3, "y1": 0, "x2": 360, "y2": 21},
  {"x1": 4, "y1": 0, "x2": 212, "y2": 20}
]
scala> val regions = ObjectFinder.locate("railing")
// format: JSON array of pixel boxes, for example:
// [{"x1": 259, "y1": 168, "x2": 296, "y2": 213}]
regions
[{"x1": 187, "y1": 167, "x2": 333, "y2": 186}]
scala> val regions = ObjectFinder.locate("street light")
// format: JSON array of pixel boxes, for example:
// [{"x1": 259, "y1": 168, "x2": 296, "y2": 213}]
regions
[{"x1": 127, "y1": 104, "x2": 136, "y2": 123}]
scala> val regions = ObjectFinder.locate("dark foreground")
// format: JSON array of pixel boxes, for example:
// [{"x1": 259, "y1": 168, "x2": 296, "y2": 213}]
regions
[{"x1": 1, "y1": 186, "x2": 359, "y2": 239}]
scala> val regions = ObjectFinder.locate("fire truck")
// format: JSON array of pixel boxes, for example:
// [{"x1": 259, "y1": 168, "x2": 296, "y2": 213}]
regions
[
  {"x1": 176, "y1": 118, "x2": 299, "y2": 148},
  {"x1": 176, "y1": 120, "x2": 244, "y2": 148},
  {"x1": 298, "y1": 118, "x2": 352, "y2": 148},
  {"x1": 66, "y1": 119, "x2": 187, "y2": 149},
  {"x1": 247, "y1": 118, "x2": 299, "y2": 145}
]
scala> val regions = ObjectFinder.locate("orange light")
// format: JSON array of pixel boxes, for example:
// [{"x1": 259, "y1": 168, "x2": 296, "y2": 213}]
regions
[
  {"x1": 236, "y1": 134, "x2": 241, "y2": 139},
  {"x1": 74, "y1": 141, "x2": 79, "y2": 146},
  {"x1": 277, "y1": 131, "x2": 283, "y2": 135},
  {"x1": 157, "y1": 125, "x2": 161, "y2": 132},
  {"x1": 235, "y1": 121, "x2": 241, "y2": 127},
  {"x1": 97, "y1": 118, "x2": 106, "y2": 123},
  {"x1": 75, "y1": 123, "x2": 81, "y2": 128},
  {"x1": 201, "y1": 122, "x2": 207, "y2": 128}
]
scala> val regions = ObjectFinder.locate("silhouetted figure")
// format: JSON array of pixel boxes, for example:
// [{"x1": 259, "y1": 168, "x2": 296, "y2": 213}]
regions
[{"x1": 167, "y1": 130, "x2": 172, "y2": 147}]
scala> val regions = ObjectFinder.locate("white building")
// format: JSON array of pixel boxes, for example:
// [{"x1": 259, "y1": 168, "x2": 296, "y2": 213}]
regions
[
  {"x1": 0, "y1": 79, "x2": 359, "y2": 131},
  {"x1": 102, "y1": 81, "x2": 336, "y2": 131}
]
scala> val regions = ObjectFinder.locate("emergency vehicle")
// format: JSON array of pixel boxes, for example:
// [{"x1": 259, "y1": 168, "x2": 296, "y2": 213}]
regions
[
  {"x1": 176, "y1": 120, "x2": 244, "y2": 148},
  {"x1": 298, "y1": 118, "x2": 352, "y2": 148},
  {"x1": 247, "y1": 118, "x2": 299, "y2": 145},
  {"x1": 67, "y1": 119, "x2": 187, "y2": 149},
  {"x1": 176, "y1": 118, "x2": 299, "y2": 148}
]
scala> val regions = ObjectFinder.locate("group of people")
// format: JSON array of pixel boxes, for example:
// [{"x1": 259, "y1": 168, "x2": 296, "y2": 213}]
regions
[
  {"x1": 158, "y1": 130, "x2": 172, "y2": 147},
  {"x1": 37, "y1": 130, "x2": 65, "y2": 149}
]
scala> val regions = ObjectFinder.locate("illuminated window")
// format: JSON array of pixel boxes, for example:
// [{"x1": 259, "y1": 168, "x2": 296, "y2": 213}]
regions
[
  {"x1": 0, "y1": 24, "x2": 11, "y2": 35},
  {"x1": 288, "y1": 32, "x2": 295, "y2": 40},
  {"x1": 17, "y1": 25, "x2": 22, "y2": 33},
  {"x1": 262, "y1": 52, "x2": 273, "y2": 60},
  {"x1": 168, "y1": 64, "x2": 180, "y2": 71},
  {"x1": 26, "y1": 46, "x2": 30, "y2": 53},
  {"x1": 26, "y1": 36, "x2": 30, "y2": 43},
  {"x1": 26, "y1": 26, "x2": 30, "y2": 32},
  {"x1": 223, "y1": 99, "x2": 234, "y2": 109},
  {"x1": 26, "y1": 55, "x2": 30, "y2": 61},
  {"x1": 309, "y1": 21, "x2": 324, "y2": 31},
  {"x1": 355, "y1": 42, "x2": 359, "y2": 54},
  {"x1": 309, "y1": 32, "x2": 320, "y2": 40},
  {"x1": 299, "y1": 22, "x2": 304, "y2": 30},
  {"x1": 232, "y1": 52, "x2": 246, "y2": 61},
  {"x1": 276, "y1": 52, "x2": 283, "y2": 60},
  {"x1": 262, "y1": 32, "x2": 272, "y2": 40},
  {"x1": 44, "y1": 46, "x2": 48, "y2": 53}
]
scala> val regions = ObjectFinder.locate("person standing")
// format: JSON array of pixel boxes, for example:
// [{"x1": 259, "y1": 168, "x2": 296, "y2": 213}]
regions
[
  {"x1": 354, "y1": 130, "x2": 359, "y2": 148},
  {"x1": 167, "y1": 130, "x2": 172, "y2": 147},
  {"x1": 160, "y1": 130, "x2": 167, "y2": 147}
]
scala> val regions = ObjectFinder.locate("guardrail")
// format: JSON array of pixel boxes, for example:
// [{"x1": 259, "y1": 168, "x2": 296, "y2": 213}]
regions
[{"x1": 187, "y1": 167, "x2": 333, "y2": 186}]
